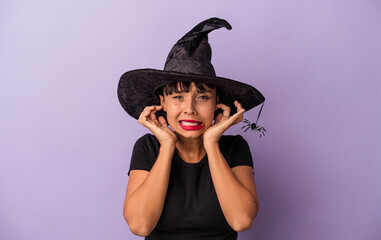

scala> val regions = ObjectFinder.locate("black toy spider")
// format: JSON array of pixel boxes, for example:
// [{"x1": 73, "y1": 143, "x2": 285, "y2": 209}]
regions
[{"x1": 242, "y1": 119, "x2": 267, "y2": 138}]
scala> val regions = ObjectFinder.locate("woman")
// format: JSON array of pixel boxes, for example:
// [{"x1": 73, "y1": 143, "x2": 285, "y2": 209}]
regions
[{"x1": 118, "y1": 18, "x2": 265, "y2": 240}]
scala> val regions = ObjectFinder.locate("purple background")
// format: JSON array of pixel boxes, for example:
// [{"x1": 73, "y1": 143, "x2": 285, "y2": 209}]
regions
[{"x1": 1, "y1": 1, "x2": 380, "y2": 239}]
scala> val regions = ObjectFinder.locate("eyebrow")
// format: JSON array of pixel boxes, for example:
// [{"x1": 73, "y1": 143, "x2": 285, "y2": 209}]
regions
[
  {"x1": 172, "y1": 89, "x2": 212, "y2": 94},
  {"x1": 197, "y1": 89, "x2": 212, "y2": 93}
]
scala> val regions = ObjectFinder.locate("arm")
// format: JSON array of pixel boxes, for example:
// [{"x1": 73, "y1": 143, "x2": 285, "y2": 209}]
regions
[
  {"x1": 203, "y1": 101, "x2": 259, "y2": 231},
  {"x1": 204, "y1": 145, "x2": 259, "y2": 231},
  {"x1": 123, "y1": 144, "x2": 175, "y2": 236},
  {"x1": 123, "y1": 105, "x2": 177, "y2": 236}
]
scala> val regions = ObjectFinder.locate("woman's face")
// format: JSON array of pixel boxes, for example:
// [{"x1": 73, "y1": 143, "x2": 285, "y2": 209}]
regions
[{"x1": 160, "y1": 82, "x2": 217, "y2": 139}]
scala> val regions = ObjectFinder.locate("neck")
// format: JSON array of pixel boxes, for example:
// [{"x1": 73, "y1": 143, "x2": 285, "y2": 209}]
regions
[{"x1": 175, "y1": 134, "x2": 206, "y2": 163}]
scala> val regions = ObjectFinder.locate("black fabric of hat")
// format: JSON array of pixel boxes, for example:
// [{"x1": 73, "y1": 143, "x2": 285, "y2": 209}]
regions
[{"x1": 117, "y1": 17, "x2": 265, "y2": 120}]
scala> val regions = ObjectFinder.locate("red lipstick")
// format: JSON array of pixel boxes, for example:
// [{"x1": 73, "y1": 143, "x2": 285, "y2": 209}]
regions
[{"x1": 179, "y1": 119, "x2": 204, "y2": 131}]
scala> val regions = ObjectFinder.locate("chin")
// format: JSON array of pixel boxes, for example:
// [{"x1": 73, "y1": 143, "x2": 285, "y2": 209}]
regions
[{"x1": 176, "y1": 131, "x2": 204, "y2": 139}]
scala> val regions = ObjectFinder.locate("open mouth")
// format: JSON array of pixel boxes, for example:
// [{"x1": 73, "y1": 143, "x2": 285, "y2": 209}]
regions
[
  {"x1": 179, "y1": 120, "x2": 204, "y2": 130},
  {"x1": 179, "y1": 120, "x2": 203, "y2": 126}
]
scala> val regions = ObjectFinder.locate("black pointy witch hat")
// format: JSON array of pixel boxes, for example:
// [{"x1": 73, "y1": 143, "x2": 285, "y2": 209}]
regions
[{"x1": 117, "y1": 17, "x2": 265, "y2": 121}]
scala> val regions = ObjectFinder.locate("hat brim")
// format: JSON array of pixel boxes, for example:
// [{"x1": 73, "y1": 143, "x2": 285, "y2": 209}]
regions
[{"x1": 117, "y1": 68, "x2": 265, "y2": 120}]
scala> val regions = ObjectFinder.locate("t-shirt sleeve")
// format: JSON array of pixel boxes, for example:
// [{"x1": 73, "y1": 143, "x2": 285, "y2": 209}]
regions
[
  {"x1": 128, "y1": 134, "x2": 157, "y2": 176},
  {"x1": 229, "y1": 135, "x2": 255, "y2": 174}
]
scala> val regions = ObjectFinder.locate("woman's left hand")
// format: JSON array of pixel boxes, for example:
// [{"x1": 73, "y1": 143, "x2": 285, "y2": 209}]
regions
[{"x1": 203, "y1": 100, "x2": 245, "y2": 145}]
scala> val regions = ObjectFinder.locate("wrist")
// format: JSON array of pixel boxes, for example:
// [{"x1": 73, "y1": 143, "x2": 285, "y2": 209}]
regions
[
  {"x1": 160, "y1": 142, "x2": 176, "y2": 152},
  {"x1": 203, "y1": 139, "x2": 219, "y2": 151}
]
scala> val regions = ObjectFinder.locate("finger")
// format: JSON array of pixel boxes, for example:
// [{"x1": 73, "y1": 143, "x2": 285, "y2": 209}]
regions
[
  {"x1": 234, "y1": 101, "x2": 245, "y2": 116},
  {"x1": 234, "y1": 100, "x2": 244, "y2": 112},
  {"x1": 153, "y1": 106, "x2": 164, "y2": 124},
  {"x1": 149, "y1": 108, "x2": 158, "y2": 122},
  {"x1": 148, "y1": 106, "x2": 164, "y2": 126},
  {"x1": 215, "y1": 113, "x2": 223, "y2": 123},
  {"x1": 155, "y1": 105, "x2": 164, "y2": 119},
  {"x1": 233, "y1": 106, "x2": 245, "y2": 118},
  {"x1": 157, "y1": 116, "x2": 168, "y2": 128},
  {"x1": 142, "y1": 106, "x2": 155, "y2": 117},
  {"x1": 139, "y1": 106, "x2": 159, "y2": 125},
  {"x1": 138, "y1": 108, "x2": 149, "y2": 124},
  {"x1": 215, "y1": 103, "x2": 231, "y2": 118},
  {"x1": 231, "y1": 108, "x2": 245, "y2": 125},
  {"x1": 145, "y1": 105, "x2": 161, "y2": 117}
]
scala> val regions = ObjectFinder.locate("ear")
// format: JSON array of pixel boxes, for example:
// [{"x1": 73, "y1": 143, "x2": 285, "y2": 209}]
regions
[
  {"x1": 215, "y1": 95, "x2": 219, "y2": 110},
  {"x1": 159, "y1": 95, "x2": 166, "y2": 111}
]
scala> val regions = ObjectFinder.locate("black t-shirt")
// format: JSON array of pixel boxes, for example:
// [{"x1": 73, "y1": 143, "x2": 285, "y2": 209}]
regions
[{"x1": 129, "y1": 134, "x2": 254, "y2": 240}]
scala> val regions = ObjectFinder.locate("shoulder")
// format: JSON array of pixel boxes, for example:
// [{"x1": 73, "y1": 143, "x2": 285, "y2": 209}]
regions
[
  {"x1": 135, "y1": 133, "x2": 160, "y2": 147},
  {"x1": 219, "y1": 135, "x2": 253, "y2": 168},
  {"x1": 132, "y1": 134, "x2": 161, "y2": 157},
  {"x1": 219, "y1": 134, "x2": 247, "y2": 146},
  {"x1": 129, "y1": 134, "x2": 161, "y2": 174},
  {"x1": 218, "y1": 134, "x2": 251, "y2": 156}
]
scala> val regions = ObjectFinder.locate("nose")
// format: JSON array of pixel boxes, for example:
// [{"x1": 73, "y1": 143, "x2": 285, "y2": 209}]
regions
[{"x1": 183, "y1": 97, "x2": 197, "y2": 115}]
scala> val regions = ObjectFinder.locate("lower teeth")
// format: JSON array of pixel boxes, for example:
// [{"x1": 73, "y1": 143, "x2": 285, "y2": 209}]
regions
[{"x1": 181, "y1": 121, "x2": 201, "y2": 126}]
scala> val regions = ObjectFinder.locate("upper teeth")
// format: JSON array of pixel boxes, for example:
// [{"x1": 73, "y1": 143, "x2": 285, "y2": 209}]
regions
[{"x1": 181, "y1": 121, "x2": 201, "y2": 126}]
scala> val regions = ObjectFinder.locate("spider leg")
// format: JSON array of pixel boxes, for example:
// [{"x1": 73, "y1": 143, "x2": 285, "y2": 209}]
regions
[
  {"x1": 259, "y1": 131, "x2": 264, "y2": 138},
  {"x1": 244, "y1": 126, "x2": 250, "y2": 132},
  {"x1": 243, "y1": 119, "x2": 250, "y2": 124}
]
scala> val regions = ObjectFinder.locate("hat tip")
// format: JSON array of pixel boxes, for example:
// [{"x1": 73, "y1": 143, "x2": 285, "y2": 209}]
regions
[{"x1": 206, "y1": 17, "x2": 232, "y2": 30}]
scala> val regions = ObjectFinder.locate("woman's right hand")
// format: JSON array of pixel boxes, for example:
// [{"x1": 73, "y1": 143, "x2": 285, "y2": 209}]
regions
[{"x1": 138, "y1": 105, "x2": 177, "y2": 147}]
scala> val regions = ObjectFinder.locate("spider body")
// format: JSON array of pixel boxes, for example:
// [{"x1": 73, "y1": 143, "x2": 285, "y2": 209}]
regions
[{"x1": 242, "y1": 119, "x2": 267, "y2": 138}]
